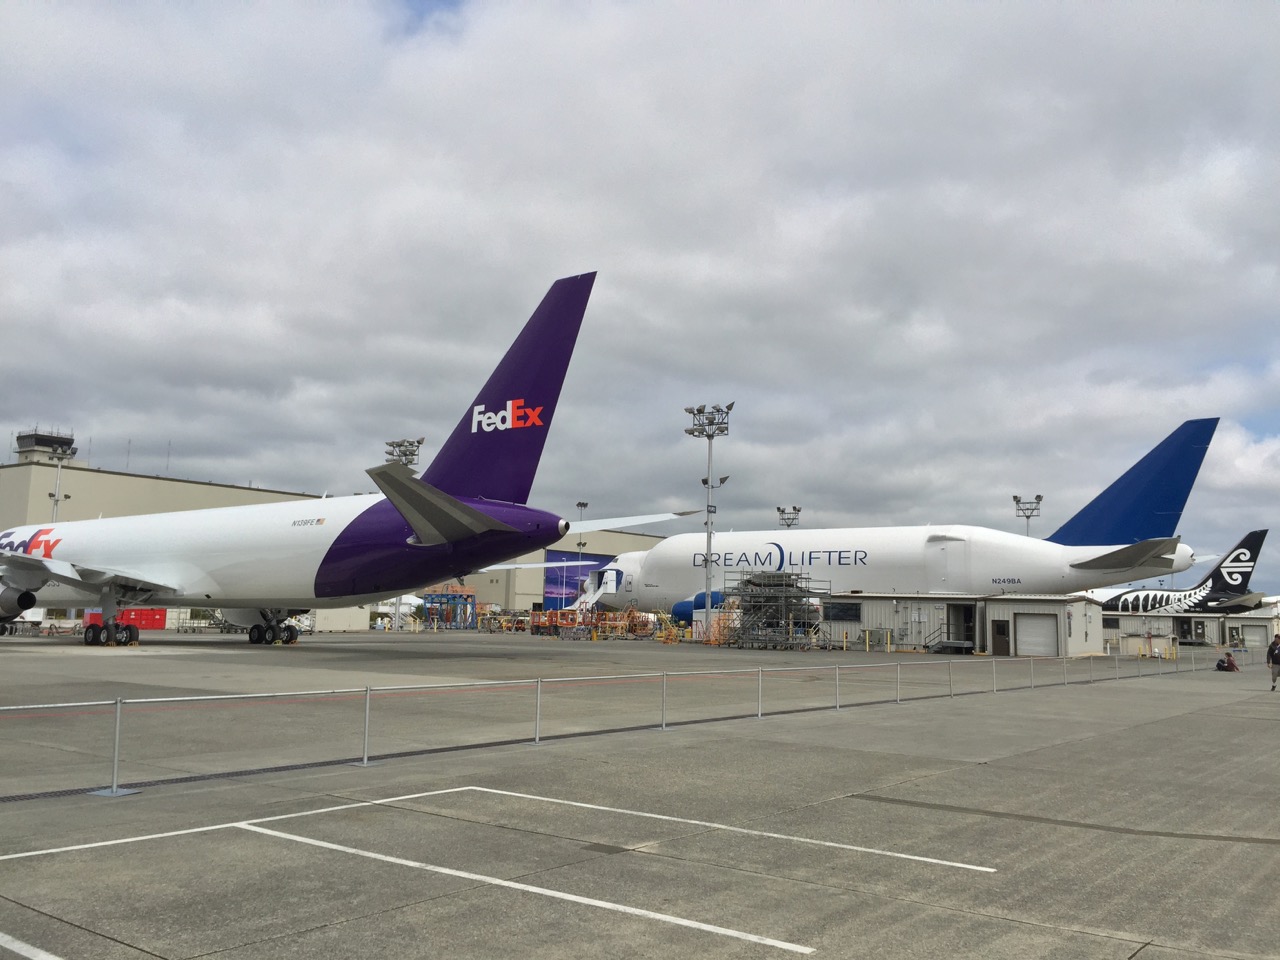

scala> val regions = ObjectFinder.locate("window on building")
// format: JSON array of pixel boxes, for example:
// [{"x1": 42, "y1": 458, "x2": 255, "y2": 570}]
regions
[{"x1": 824, "y1": 601, "x2": 863, "y2": 622}]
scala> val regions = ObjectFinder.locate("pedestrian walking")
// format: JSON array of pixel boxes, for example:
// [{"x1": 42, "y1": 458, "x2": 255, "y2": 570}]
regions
[{"x1": 1267, "y1": 634, "x2": 1280, "y2": 692}]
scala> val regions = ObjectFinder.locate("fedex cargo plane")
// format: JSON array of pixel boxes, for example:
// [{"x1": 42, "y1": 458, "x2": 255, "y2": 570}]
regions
[
  {"x1": 0, "y1": 273, "x2": 596, "y2": 645},
  {"x1": 589, "y1": 419, "x2": 1218, "y2": 618}
]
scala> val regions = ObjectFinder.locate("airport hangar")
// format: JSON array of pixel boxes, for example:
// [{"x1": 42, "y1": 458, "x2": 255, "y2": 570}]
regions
[
  {"x1": 0, "y1": 429, "x2": 662, "y2": 626},
  {"x1": 4, "y1": 429, "x2": 1275, "y2": 648},
  {"x1": 820, "y1": 590, "x2": 1276, "y2": 657}
]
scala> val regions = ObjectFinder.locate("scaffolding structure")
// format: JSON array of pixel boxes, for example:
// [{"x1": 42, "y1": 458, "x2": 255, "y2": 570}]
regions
[{"x1": 721, "y1": 571, "x2": 832, "y2": 650}]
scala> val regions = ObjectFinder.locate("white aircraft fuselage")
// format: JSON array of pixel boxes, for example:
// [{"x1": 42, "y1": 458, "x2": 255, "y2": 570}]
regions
[
  {"x1": 1, "y1": 493, "x2": 565, "y2": 613},
  {"x1": 594, "y1": 525, "x2": 1195, "y2": 612}
]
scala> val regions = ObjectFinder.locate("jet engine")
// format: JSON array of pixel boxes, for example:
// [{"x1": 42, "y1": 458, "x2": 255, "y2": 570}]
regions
[{"x1": 0, "y1": 586, "x2": 37, "y2": 617}]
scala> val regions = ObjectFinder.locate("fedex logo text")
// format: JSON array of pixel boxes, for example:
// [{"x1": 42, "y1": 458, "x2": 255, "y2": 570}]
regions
[
  {"x1": 471, "y1": 398, "x2": 544, "y2": 433},
  {"x1": 0, "y1": 527, "x2": 61, "y2": 559}
]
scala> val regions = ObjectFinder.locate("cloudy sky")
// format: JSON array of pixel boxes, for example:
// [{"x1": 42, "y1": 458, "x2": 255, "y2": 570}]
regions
[{"x1": 3, "y1": 2, "x2": 1278, "y2": 592}]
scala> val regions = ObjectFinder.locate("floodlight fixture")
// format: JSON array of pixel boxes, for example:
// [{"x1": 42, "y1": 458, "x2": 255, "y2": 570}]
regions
[{"x1": 1013, "y1": 493, "x2": 1044, "y2": 536}]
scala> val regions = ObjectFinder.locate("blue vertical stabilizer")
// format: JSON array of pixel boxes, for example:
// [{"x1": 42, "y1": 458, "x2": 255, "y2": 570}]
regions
[{"x1": 1046, "y1": 418, "x2": 1218, "y2": 546}]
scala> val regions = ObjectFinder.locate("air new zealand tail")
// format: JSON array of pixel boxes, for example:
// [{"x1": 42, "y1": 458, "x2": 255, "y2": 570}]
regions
[{"x1": 1103, "y1": 529, "x2": 1268, "y2": 614}]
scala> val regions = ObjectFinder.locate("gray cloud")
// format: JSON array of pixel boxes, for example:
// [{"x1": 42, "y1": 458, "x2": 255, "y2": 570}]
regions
[{"x1": 3, "y1": 0, "x2": 1278, "y2": 591}]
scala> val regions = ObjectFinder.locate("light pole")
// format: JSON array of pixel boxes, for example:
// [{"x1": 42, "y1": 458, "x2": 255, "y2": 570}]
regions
[
  {"x1": 384, "y1": 438, "x2": 425, "y2": 630},
  {"x1": 575, "y1": 501, "x2": 589, "y2": 607},
  {"x1": 777, "y1": 505, "x2": 801, "y2": 528},
  {"x1": 684, "y1": 402, "x2": 733, "y2": 639},
  {"x1": 48, "y1": 441, "x2": 78, "y2": 521},
  {"x1": 1013, "y1": 494, "x2": 1043, "y2": 537}
]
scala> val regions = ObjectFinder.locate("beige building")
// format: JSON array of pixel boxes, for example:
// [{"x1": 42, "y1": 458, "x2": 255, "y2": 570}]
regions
[{"x1": 1, "y1": 429, "x2": 315, "y2": 528}]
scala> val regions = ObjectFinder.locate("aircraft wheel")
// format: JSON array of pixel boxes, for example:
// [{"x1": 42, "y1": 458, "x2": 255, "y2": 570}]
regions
[
  {"x1": 83, "y1": 624, "x2": 100, "y2": 645},
  {"x1": 103, "y1": 623, "x2": 118, "y2": 646},
  {"x1": 126, "y1": 624, "x2": 140, "y2": 646},
  {"x1": 248, "y1": 624, "x2": 264, "y2": 644},
  {"x1": 283, "y1": 624, "x2": 299, "y2": 645},
  {"x1": 263, "y1": 624, "x2": 278, "y2": 645}
]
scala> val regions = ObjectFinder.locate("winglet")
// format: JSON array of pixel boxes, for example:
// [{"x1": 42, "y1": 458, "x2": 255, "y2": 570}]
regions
[
  {"x1": 1047, "y1": 418, "x2": 1218, "y2": 546},
  {"x1": 421, "y1": 272, "x2": 596, "y2": 504}
]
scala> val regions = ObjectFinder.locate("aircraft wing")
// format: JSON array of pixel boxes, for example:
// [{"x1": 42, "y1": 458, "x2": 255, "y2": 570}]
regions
[
  {"x1": 366, "y1": 462, "x2": 516, "y2": 545},
  {"x1": 0, "y1": 549, "x2": 183, "y2": 595},
  {"x1": 1069, "y1": 537, "x2": 1182, "y2": 571},
  {"x1": 571, "y1": 510, "x2": 700, "y2": 534},
  {"x1": 483, "y1": 560, "x2": 598, "y2": 571}
]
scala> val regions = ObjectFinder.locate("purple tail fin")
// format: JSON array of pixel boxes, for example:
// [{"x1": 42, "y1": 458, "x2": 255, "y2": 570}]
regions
[{"x1": 421, "y1": 272, "x2": 596, "y2": 503}]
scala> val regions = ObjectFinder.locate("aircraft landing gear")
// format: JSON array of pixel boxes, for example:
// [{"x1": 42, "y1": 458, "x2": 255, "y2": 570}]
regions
[
  {"x1": 83, "y1": 621, "x2": 140, "y2": 646},
  {"x1": 247, "y1": 620, "x2": 300, "y2": 645}
]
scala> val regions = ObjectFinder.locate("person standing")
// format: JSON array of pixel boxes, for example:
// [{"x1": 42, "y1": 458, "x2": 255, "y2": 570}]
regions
[{"x1": 1267, "y1": 634, "x2": 1280, "y2": 691}]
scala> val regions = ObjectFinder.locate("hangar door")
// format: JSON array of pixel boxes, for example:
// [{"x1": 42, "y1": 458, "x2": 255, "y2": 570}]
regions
[
  {"x1": 1241, "y1": 623, "x2": 1269, "y2": 648},
  {"x1": 1014, "y1": 613, "x2": 1058, "y2": 657}
]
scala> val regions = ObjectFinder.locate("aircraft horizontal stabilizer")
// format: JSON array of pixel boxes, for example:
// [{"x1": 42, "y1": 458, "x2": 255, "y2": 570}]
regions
[
  {"x1": 1208, "y1": 592, "x2": 1265, "y2": 610},
  {"x1": 1069, "y1": 537, "x2": 1181, "y2": 571},
  {"x1": 0, "y1": 549, "x2": 182, "y2": 595},
  {"x1": 572, "y1": 510, "x2": 701, "y2": 534},
  {"x1": 366, "y1": 462, "x2": 516, "y2": 546}
]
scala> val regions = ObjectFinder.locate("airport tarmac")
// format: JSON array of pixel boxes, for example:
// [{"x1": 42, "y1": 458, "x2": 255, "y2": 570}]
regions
[{"x1": 1, "y1": 631, "x2": 1277, "y2": 959}]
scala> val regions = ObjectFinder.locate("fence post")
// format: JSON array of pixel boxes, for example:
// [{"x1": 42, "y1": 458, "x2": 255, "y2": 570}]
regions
[
  {"x1": 993, "y1": 657, "x2": 998, "y2": 694},
  {"x1": 661, "y1": 672, "x2": 667, "y2": 731},
  {"x1": 757, "y1": 667, "x2": 763, "y2": 719},
  {"x1": 896, "y1": 662, "x2": 901, "y2": 703},
  {"x1": 1115, "y1": 653, "x2": 1120, "y2": 681},
  {"x1": 948, "y1": 660, "x2": 954, "y2": 697},
  {"x1": 90, "y1": 697, "x2": 140, "y2": 797},
  {"x1": 534, "y1": 678, "x2": 542, "y2": 744},
  {"x1": 834, "y1": 664, "x2": 840, "y2": 711},
  {"x1": 1062, "y1": 656, "x2": 1068, "y2": 686},
  {"x1": 1030, "y1": 657, "x2": 1035, "y2": 689},
  {"x1": 1088, "y1": 655, "x2": 1093, "y2": 684},
  {"x1": 360, "y1": 686, "x2": 372, "y2": 765}
]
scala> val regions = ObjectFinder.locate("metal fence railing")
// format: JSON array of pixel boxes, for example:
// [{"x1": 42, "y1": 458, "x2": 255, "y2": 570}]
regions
[{"x1": 0, "y1": 650, "x2": 1243, "y2": 801}]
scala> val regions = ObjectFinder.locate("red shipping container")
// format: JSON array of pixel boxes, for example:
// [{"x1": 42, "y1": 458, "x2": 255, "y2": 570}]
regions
[{"x1": 83, "y1": 608, "x2": 169, "y2": 630}]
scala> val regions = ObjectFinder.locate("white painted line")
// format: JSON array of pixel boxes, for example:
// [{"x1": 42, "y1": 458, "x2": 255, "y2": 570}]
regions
[
  {"x1": 0, "y1": 823, "x2": 228, "y2": 862},
  {"x1": 0, "y1": 931, "x2": 66, "y2": 960},
  {"x1": 0, "y1": 788, "x2": 475, "y2": 863},
  {"x1": 465, "y1": 787, "x2": 997, "y2": 873},
  {"x1": 238, "y1": 823, "x2": 813, "y2": 954}
]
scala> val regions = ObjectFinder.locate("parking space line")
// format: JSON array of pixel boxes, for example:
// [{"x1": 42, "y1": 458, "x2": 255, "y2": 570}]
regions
[
  {"x1": 238, "y1": 823, "x2": 814, "y2": 954},
  {"x1": 0, "y1": 788, "x2": 475, "y2": 863},
  {"x1": 466, "y1": 787, "x2": 997, "y2": 873},
  {"x1": 0, "y1": 931, "x2": 65, "y2": 960}
]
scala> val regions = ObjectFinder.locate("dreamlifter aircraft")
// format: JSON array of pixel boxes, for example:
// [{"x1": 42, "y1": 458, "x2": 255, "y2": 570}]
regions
[
  {"x1": 587, "y1": 418, "x2": 1220, "y2": 619},
  {"x1": 0, "y1": 272, "x2": 614, "y2": 645}
]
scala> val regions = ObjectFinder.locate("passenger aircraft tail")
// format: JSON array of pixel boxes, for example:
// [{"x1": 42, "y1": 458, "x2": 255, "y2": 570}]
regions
[
  {"x1": 1096, "y1": 529, "x2": 1267, "y2": 614},
  {"x1": 1046, "y1": 418, "x2": 1218, "y2": 546},
  {"x1": 421, "y1": 272, "x2": 597, "y2": 504}
]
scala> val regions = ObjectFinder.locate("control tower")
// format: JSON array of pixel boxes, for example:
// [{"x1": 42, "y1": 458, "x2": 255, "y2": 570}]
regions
[{"x1": 13, "y1": 428, "x2": 81, "y2": 466}]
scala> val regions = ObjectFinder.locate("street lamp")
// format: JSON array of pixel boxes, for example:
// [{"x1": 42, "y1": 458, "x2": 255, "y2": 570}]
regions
[
  {"x1": 47, "y1": 441, "x2": 77, "y2": 522},
  {"x1": 777, "y1": 505, "x2": 801, "y2": 528},
  {"x1": 575, "y1": 501, "x2": 589, "y2": 607},
  {"x1": 1012, "y1": 494, "x2": 1043, "y2": 537},
  {"x1": 684, "y1": 402, "x2": 733, "y2": 639},
  {"x1": 385, "y1": 437, "x2": 427, "y2": 467}
]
